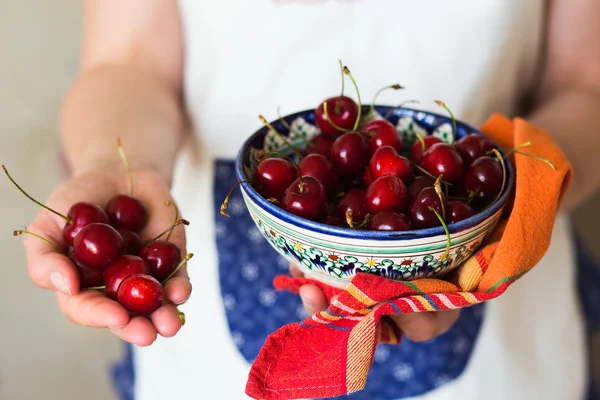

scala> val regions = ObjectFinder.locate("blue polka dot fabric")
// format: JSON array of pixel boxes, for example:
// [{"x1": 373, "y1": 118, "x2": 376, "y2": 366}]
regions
[
  {"x1": 110, "y1": 159, "x2": 600, "y2": 400},
  {"x1": 211, "y1": 160, "x2": 485, "y2": 399}
]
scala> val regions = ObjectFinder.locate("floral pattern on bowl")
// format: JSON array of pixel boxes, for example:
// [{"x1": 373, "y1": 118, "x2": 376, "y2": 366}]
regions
[{"x1": 235, "y1": 106, "x2": 513, "y2": 288}]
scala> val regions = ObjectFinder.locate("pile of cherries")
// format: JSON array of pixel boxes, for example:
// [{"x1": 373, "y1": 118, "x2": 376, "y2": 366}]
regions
[
  {"x1": 3, "y1": 143, "x2": 189, "y2": 316},
  {"x1": 240, "y1": 74, "x2": 505, "y2": 232}
]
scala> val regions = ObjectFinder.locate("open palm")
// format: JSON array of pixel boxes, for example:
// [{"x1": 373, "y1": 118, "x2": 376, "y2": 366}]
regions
[{"x1": 19, "y1": 163, "x2": 191, "y2": 346}]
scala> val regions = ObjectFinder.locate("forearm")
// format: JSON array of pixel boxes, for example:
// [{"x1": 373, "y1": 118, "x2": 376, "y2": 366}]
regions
[
  {"x1": 527, "y1": 87, "x2": 600, "y2": 211},
  {"x1": 60, "y1": 65, "x2": 185, "y2": 184}
]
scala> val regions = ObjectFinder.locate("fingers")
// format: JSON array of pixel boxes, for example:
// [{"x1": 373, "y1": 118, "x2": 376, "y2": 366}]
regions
[
  {"x1": 110, "y1": 317, "x2": 158, "y2": 347},
  {"x1": 25, "y1": 213, "x2": 80, "y2": 294},
  {"x1": 150, "y1": 303, "x2": 183, "y2": 338},
  {"x1": 289, "y1": 265, "x2": 459, "y2": 342},
  {"x1": 164, "y1": 276, "x2": 192, "y2": 305},
  {"x1": 57, "y1": 290, "x2": 130, "y2": 328},
  {"x1": 388, "y1": 310, "x2": 460, "y2": 342},
  {"x1": 298, "y1": 284, "x2": 329, "y2": 316},
  {"x1": 289, "y1": 264, "x2": 304, "y2": 277},
  {"x1": 108, "y1": 304, "x2": 183, "y2": 346}
]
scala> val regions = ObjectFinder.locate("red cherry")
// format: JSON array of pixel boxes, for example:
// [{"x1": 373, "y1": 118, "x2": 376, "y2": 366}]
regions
[
  {"x1": 447, "y1": 201, "x2": 476, "y2": 223},
  {"x1": 118, "y1": 229, "x2": 143, "y2": 254},
  {"x1": 254, "y1": 157, "x2": 298, "y2": 201},
  {"x1": 408, "y1": 175, "x2": 435, "y2": 199},
  {"x1": 63, "y1": 203, "x2": 110, "y2": 246},
  {"x1": 0, "y1": 167, "x2": 112, "y2": 248},
  {"x1": 336, "y1": 189, "x2": 367, "y2": 222},
  {"x1": 410, "y1": 136, "x2": 443, "y2": 163},
  {"x1": 363, "y1": 168, "x2": 374, "y2": 187},
  {"x1": 447, "y1": 182, "x2": 470, "y2": 199},
  {"x1": 368, "y1": 212, "x2": 411, "y2": 231},
  {"x1": 117, "y1": 273, "x2": 164, "y2": 315},
  {"x1": 368, "y1": 146, "x2": 413, "y2": 184},
  {"x1": 363, "y1": 120, "x2": 402, "y2": 153},
  {"x1": 331, "y1": 132, "x2": 369, "y2": 176},
  {"x1": 103, "y1": 255, "x2": 149, "y2": 300},
  {"x1": 420, "y1": 143, "x2": 465, "y2": 182},
  {"x1": 365, "y1": 175, "x2": 409, "y2": 214},
  {"x1": 282, "y1": 176, "x2": 327, "y2": 221},
  {"x1": 340, "y1": 171, "x2": 367, "y2": 191},
  {"x1": 303, "y1": 135, "x2": 334, "y2": 158},
  {"x1": 299, "y1": 154, "x2": 337, "y2": 193},
  {"x1": 463, "y1": 156, "x2": 503, "y2": 201},
  {"x1": 69, "y1": 251, "x2": 104, "y2": 288},
  {"x1": 322, "y1": 215, "x2": 345, "y2": 227},
  {"x1": 323, "y1": 201, "x2": 337, "y2": 216},
  {"x1": 409, "y1": 187, "x2": 447, "y2": 229},
  {"x1": 454, "y1": 134, "x2": 495, "y2": 166},
  {"x1": 73, "y1": 223, "x2": 124, "y2": 269},
  {"x1": 106, "y1": 195, "x2": 149, "y2": 233},
  {"x1": 139, "y1": 241, "x2": 182, "y2": 282},
  {"x1": 315, "y1": 96, "x2": 359, "y2": 136}
]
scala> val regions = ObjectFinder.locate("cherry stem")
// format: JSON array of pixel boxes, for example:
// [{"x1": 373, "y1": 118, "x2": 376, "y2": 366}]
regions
[
  {"x1": 370, "y1": 84, "x2": 404, "y2": 116},
  {"x1": 267, "y1": 197, "x2": 281, "y2": 205},
  {"x1": 13, "y1": 228, "x2": 63, "y2": 254},
  {"x1": 323, "y1": 101, "x2": 350, "y2": 133},
  {"x1": 345, "y1": 210, "x2": 371, "y2": 229},
  {"x1": 257, "y1": 150, "x2": 304, "y2": 194},
  {"x1": 117, "y1": 138, "x2": 134, "y2": 196},
  {"x1": 2, "y1": 165, "x2": 71, "y2": 223},
  {"x1": 434, "y1": 100, "x2": 457, "y2": 143},
  {"x1": 343, "y1": 66, "x2": 362, "y2": 132},
  {"x1": 178, "y1": 310, "x2": 186, "y2": 326},
  {"x1": 487, "y1": 141, "x2": 556, "y2": 170},
  {"x1": 220, "y1": 180, "x2": 252, "y2": 217},
  {"x1": 84, "y1": 285, "x2": 106, "y2": 291},
  {"x1": 164, "y1": 200, "x2": 179, "y2": 242},
  {"x1": 335, "y1": 59, "x2": 345, "y2": 114},
  {"x1": 434, "y1": 175, "x2": 446, "y2": 220},
  {"x1": 429, "y1": 206, "x2": 451, "y2": 259},
  {"x1": 276, "y1": 106, "x2": 292, "y2": 130},
  {"x1": 384, "y1": 100, "x2": 420, "y2": 119},
  {"x1": 415, "y1": 133, "x2": 426, "y2": 155},
  {"x1": 510, "y1": 150, "x2": 557, "y2": 170},
  {"x1": 501, "y1": 141, "x2": 532, "y2": 158},
  {"x1": 162, "y1": 253, "x2": 194, "y2": 284},
  {"x1": 259, "y1": 115, "x2": 303, "y2": 160},
  {"x1": 143, "y1": 219, "x2": 190, "y2": 244},
  {"x1": 490, "y1": 148, "x2": 507, "y2": 205},
  {"x1": 409, "y1": 161, "x2": 454, "y2": 186},
  {"x1": 466, "y1": 189, "x2": 480, "y2": 204}
]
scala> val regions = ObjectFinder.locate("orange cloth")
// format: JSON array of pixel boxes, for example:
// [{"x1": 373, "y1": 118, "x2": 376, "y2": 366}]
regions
[{"x1": 457, "y1": 114, "x2": 572, "y2": 292}]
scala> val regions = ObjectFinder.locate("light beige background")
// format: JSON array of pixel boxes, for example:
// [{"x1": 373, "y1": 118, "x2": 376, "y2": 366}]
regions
[{"x1": 0, "y1": 1, "x2": 598, "y2": 399}]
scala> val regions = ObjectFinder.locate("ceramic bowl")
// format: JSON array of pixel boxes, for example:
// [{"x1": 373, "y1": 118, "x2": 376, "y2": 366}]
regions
[{"x1": 235, "y1": 106, "x2": 514, "y2": 289}]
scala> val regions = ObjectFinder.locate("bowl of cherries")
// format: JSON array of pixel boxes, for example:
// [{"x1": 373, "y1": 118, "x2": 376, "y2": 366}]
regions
[
  {"x1": 223, "y1": 66, "x2": 514, "y2": 289},
  {"x1": 3, "y1": 140, "x2": 192, "y2": 317}
]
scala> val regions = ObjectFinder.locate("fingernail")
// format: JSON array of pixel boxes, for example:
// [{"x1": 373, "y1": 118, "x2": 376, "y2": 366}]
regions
[
  {"x1": 50, "y1": 272, "x2": 72, "y2": 295},
  {"x1": 300, "y1": 295, "x2": 314, "y2": 313}
]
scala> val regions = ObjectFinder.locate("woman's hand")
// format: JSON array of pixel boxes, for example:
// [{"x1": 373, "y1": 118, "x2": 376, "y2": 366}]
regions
[
  {"x1": 292, "y1": 266, "x2": 460, "y2": 342},
  {"x1": 23, "y1": 163, "x2": 191, "y2": 346}
]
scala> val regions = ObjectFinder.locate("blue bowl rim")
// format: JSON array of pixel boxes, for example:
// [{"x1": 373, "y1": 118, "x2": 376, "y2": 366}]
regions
[{"x1": 235, "y1": 106, "x2": 515, "y2": 240}]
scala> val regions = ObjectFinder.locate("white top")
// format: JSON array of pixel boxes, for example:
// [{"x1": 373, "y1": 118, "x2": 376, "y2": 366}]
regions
[{"x1": 131, "y1": 1, "x2": 587, "y2": 399}]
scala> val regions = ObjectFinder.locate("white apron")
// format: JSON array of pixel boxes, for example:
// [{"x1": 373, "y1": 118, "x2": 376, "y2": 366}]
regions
[{"x1": 130, "y1": 1, "x2": 587, "y2": 399}]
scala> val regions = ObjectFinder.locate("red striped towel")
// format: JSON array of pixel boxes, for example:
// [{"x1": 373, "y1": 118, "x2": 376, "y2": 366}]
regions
[{"x1": 245, "y1": 114, "x2": 573, "y2": 400}]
